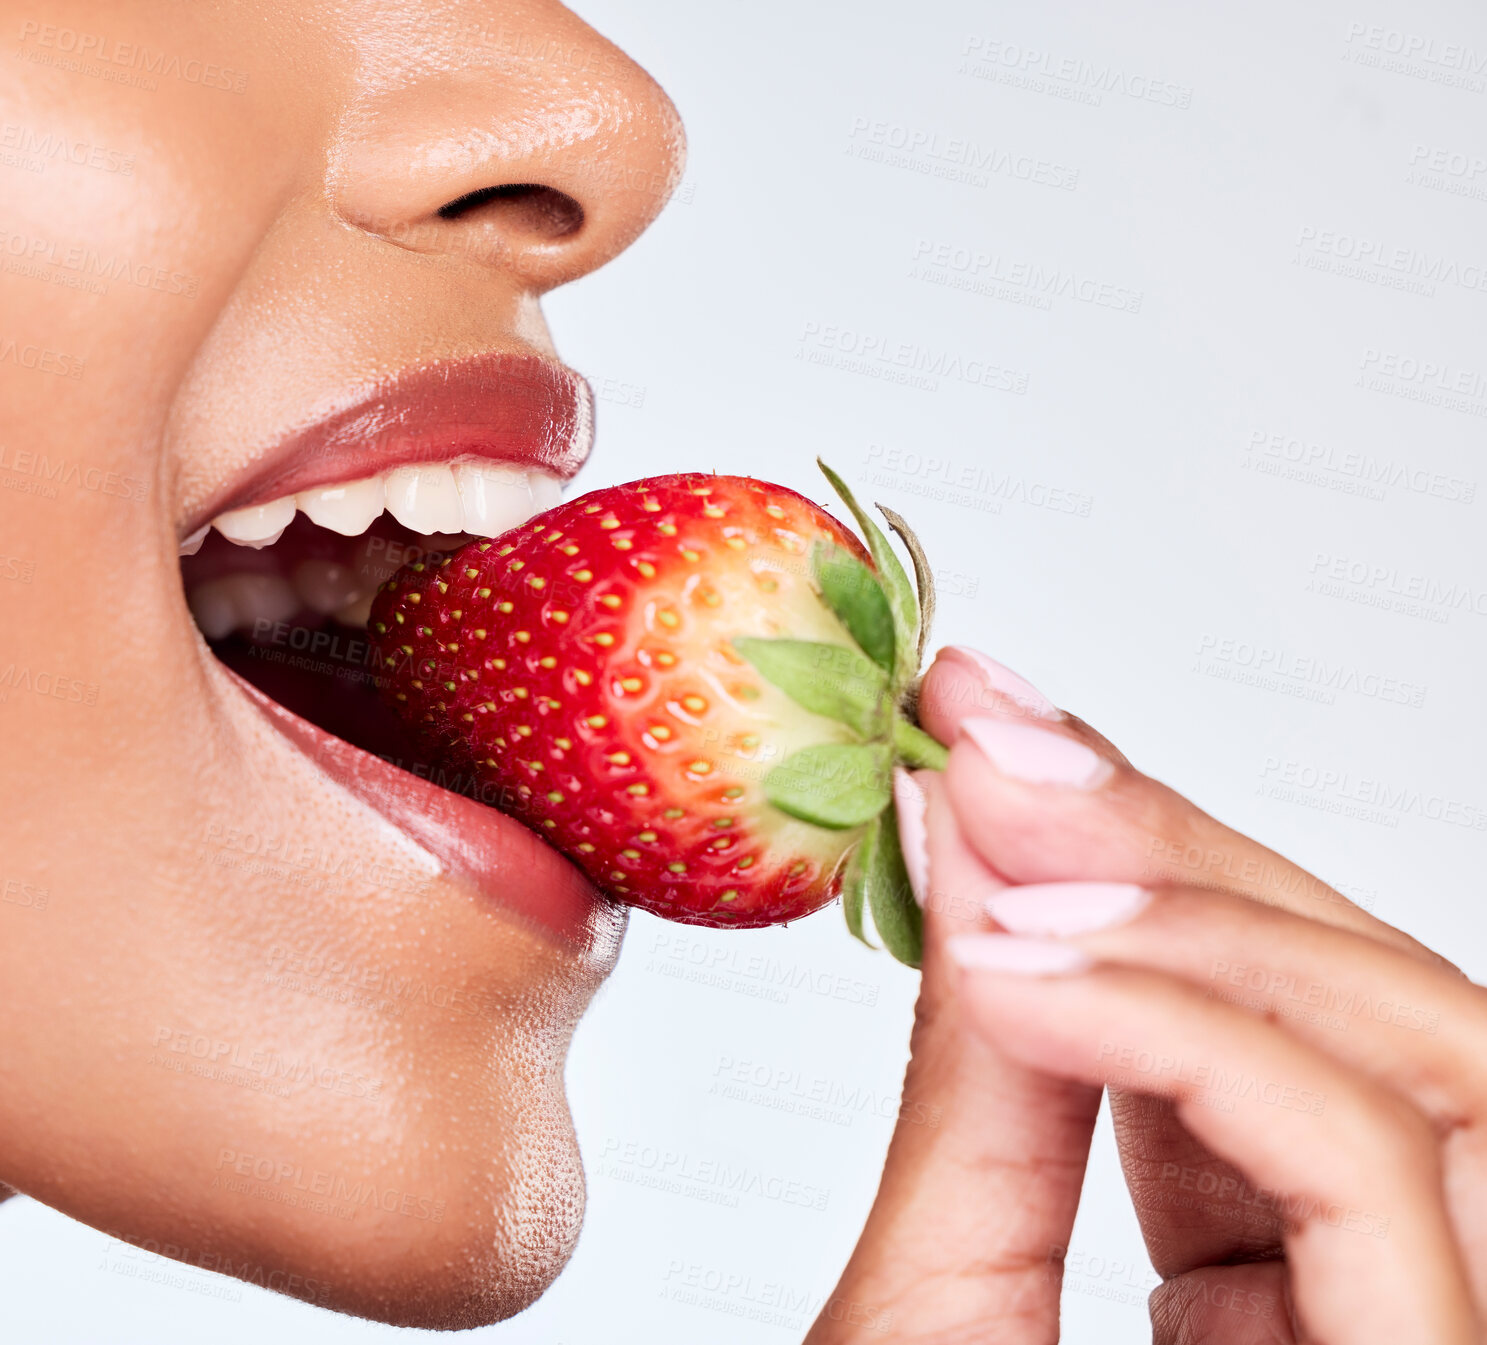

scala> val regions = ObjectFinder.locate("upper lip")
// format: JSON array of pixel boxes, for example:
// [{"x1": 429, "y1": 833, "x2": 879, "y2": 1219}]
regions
[{"x1": 188, "y1": 351, "x2": 594, "y2": 534}]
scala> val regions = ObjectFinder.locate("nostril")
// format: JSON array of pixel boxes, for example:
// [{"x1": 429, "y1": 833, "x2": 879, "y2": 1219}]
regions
[{"x1": 436, "y1": 183, "x2": 584, "y2": 240}]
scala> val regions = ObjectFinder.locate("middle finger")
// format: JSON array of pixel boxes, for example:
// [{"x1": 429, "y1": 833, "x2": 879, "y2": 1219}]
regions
[
  {"x1": 984, "y1": 878, "x2": 1487, "y2": 1298},
  {"x1": 982, "y1": 881, "x2": 1486, "y2": 1127}
]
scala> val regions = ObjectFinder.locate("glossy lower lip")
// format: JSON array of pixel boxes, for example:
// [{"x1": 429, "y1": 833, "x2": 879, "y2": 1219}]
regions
[
  {"x1": 192, "y1": 352, "x2": 594, "y2": 532},
  {"x1": 226, "y1": 669, "x2": 626, "y2": 961}
]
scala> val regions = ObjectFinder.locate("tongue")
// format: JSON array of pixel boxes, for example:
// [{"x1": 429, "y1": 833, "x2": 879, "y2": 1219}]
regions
[{"x1": 212, "y1": 632, "x2": 435, "y2": 769}]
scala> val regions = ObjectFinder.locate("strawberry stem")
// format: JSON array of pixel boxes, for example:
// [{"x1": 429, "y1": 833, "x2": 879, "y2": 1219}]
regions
[{"x1": 893, "y1": 717, "x2": 949, "y2": 771}]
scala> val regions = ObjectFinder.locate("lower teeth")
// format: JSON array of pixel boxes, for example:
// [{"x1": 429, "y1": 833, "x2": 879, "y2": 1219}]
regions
[{"x1": 187, "y1": 574, "x2": 299, "y2": 640}]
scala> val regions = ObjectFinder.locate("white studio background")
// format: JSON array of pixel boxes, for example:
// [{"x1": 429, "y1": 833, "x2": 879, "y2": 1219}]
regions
[{"x1": 4, "y1": 1, "x2": 1485, "y2": 1341}]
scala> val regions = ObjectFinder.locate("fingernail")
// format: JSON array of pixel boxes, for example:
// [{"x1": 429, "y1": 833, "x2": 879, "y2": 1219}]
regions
[
  {"x1": 893, "y1": 768, "x2": 929, "y2": 907},
  {"x1": 944, "y1": 647, "x2": 1060, "y2": 721},
  {"x1": 960, "y1": 718, "x2": 1112, "y2": 788},
  {"x1": 946, "y1": 934, "x2": 1091, "y2": 976},
  {"x1": 986, "y1": 882, "x2": 1149, "y2": 936}
]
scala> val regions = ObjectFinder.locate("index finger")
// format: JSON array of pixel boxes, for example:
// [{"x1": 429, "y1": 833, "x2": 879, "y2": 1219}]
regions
[{"x1": 919, "y1": 647, "x2": 1444, "y2": 966}]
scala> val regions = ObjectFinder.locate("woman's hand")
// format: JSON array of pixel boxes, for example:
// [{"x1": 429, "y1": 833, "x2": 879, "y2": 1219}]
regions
[
  {"x1": 897, "y1": 646, "x2": 1486, "y2": 1343},
  {"x1": 801, "y1": 682, "x2": 1108, "y2": 1340}
]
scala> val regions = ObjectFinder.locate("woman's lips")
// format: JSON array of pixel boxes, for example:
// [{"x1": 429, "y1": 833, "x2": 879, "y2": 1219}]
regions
[
  {"x1": 190, "y1": 349, "x2": 616, "y2": 956},
  {"x1": 193, "y1": 352, "x2": 595, "y2": 531},
  {"x1": 226, "y1": 669, "x2": 626, "y2": 961}
]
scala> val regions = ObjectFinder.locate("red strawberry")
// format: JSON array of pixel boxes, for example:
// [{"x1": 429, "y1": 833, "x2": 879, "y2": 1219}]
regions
[{"x1": 367, "y1": 463, "x2": 944, "y2": 964}]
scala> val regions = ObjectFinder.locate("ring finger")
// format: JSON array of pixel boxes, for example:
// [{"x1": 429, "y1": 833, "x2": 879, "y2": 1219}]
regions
[{"x1": 947, "y1": 946, "x2": 1478, "y2": 1345}]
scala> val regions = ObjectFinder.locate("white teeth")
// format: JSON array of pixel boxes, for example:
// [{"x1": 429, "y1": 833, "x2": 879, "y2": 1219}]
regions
[
  {"x1": 213, "y1": 496, "x2": 297, "y2": 547},
  {"x1": 455, "y1": 461, "x2": 546, "y2": 537},
  {"x1": 187, "y1": 574, "x2": 299, "y2": 638},
  {"x1": 419, "y1": 530, "x2": 473, "y2": 548},
  {"x1": 295, "y1": 476, "x2": 386, "y2": 536},
  {"x1": 179, "y1": 525, "x2": 209, "y2": 557},
  {"x1": 384, "y1": 464, "x2": 465, "y2": 534},
  {"x1": 203, "y1": 460, "x2": 560, "y2": 550},
  {"x1": 530, "y1": 472, "x2": 562, "y2": 513},
  {"x1": 292, "y1": 558, "x2": 365, "y2": 616}
]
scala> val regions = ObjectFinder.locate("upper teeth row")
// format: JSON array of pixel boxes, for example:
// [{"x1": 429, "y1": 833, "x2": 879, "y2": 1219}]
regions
[{"x1": 182, "y1": 460, "x2": 562, "y2": 554}]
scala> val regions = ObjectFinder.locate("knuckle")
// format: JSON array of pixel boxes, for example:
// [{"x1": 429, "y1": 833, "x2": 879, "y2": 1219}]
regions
[
  {"x1": 1359, "y1": 1082, "x2": 1437, "y2": 1172},
  {"x1": 1115, "y1": 788, "x2": 1215, "y2": 886},
  {"x1": 1060, "y1": 712, "x2": 1130, "y2": 768},
  {"x1": 1148, "y1": 1268, "x2": 1287, "y2": 1340}
]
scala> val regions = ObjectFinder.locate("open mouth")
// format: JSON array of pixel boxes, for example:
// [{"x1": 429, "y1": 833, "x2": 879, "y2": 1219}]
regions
[
  {"x1": 183, "y1": 472, "x2": 561, "y2": 768},
  {"x1": 179, "y1": 352, "x2": 623, "y2": 954}
]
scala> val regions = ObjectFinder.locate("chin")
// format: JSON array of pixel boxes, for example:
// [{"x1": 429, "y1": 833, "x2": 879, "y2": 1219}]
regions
[
  {"x1": 68, "y1": 923, "x2": 604, "y2": 1332},
  {"x1": 301, "y1": 1085, "x2": 589, "y2": 1331}
]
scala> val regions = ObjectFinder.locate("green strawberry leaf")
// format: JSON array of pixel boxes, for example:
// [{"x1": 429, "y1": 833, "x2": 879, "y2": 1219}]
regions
[
  {"x1": 864, "y1": 801, "x2": 923, "y2": 967},
  {"x1": 892, "y1": 717, "x2": 950, "y2": 771},
  {"x1": 878, "y1": 506, "x2": 936, "y2": 665},
  {"x1": 732, "y1": 637, "x2": 890, "y2": 739},
  {"x1": 840, "y1": 818, "x2": 876, "y2": 947},
  {"x1": 811, "y1": 542, "x2": 896, "y2": 673},
  {"x1": 818, "y1": 460, "x2": 921, "y2": 687},
  {"x1": 763, "y1": 742, "x2": 893, "y2": 829}
]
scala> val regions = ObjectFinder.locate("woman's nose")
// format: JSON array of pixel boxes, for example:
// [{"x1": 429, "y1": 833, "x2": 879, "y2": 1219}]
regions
[{"x1": 330, "y1": 3, "x2": 685, "y2": 293}]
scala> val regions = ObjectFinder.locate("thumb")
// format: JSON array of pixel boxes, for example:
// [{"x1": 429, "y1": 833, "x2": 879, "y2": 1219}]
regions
[{"x1": 806, "y1": 772, "x2": 1100, "y2": 1343}]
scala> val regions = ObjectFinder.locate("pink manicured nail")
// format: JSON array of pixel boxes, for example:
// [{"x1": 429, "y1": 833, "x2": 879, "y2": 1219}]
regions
[
  {"x1": 946, "y1": 934, "x2": 1091, "y2": 976},
  {"x1": 986, "y1": 882, "x2": 1149, "y2": 936},
  {"x1": 960, "y1": 717, "x2": 1111, "y2": 788},
  {"x1": 893, "y1": 768, "x2": 929, "y2": 907},
  {"x1": 944, "y1": 647, "x2": 1060, "y2": 721}
]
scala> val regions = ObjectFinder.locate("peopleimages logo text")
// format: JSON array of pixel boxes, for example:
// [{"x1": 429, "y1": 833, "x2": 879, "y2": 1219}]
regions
[
  {"x1": 1296, "y1": 226, "x2": 1487, "y2": 294},
  {"x1": 798, "y1": 322, "x2": 1028, "y2": 394},
  {"x1": 1259, "y1": 758, "x2": 1487, "y2": 830},
  {"x1": 1343, "y1": 22, "x2": 1487, "y2": 73},
  {"x1": 846, "y1": 118, "x2": 1079, "y2": 190},
  {"x1": 1193, "y1": 633, "x2": 1426, "y2": 707},
  {"x1": 0, "y1": 228, "x2": 199, "y2": 297},
  {"x1": 1360, "y1": 349, "x2": 1487, "y2": 397},
  {"x1": 910, "y1": 239, "x2": 1143, "y2": 313},
  {"x1": 960, "y1": 36, "x2": 1192, "y2": 107},
  {"x1": 15, "y1": 22, "x2": 249, "y2": 93}
]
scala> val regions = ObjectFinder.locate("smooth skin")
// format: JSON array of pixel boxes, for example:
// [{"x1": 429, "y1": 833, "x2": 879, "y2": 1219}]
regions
[
  {"x1": 3, "y1": 1, "x2": 1479, "y2": 1338},
  {"x1": 807, "y1": 649, "x2": 1484, "y2": 1342},
  {"x1": 0, "y1": 0, "x2": 684, "y2": 1328}
]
